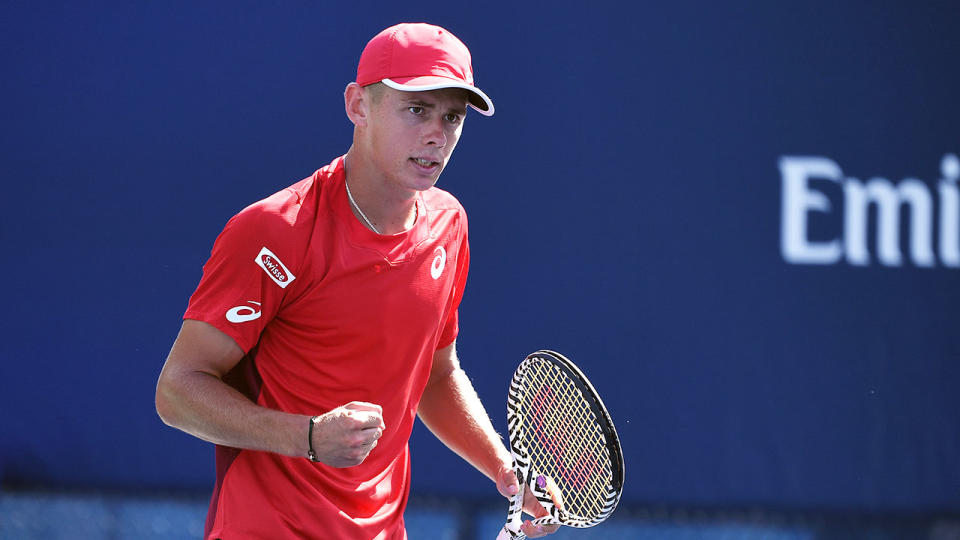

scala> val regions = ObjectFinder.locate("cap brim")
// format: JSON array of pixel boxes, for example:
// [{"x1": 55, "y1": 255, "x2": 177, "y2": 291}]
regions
[{"x1": 381, "y1": 77, "x2": 494, "y2": 116}]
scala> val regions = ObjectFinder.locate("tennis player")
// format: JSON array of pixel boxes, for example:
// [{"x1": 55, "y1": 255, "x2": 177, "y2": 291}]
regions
[{"x1": 155, "y1": 23, "x2": 559, "y2": 539}]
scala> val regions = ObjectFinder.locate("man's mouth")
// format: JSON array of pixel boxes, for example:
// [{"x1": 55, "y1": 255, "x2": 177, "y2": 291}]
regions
[{"x1": 411, "y1": 157, "x2": 440, "y2": 168}]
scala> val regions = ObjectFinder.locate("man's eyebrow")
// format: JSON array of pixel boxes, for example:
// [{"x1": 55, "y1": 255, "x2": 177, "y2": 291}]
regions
[
  {"x1": 403, "y1": 98, "x2": 467, "y2": 115},
  {"x1": 402, "y1": 98, "x2": 435, "y2": 108}
]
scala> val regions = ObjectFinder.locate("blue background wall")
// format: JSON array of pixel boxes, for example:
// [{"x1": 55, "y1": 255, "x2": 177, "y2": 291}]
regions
[{"x1": 2, "y1": 0, "x2": 958, "y2": 523}]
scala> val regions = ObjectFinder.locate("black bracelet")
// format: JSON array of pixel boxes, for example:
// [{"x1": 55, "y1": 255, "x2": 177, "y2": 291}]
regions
[{"x1": 307, "y1": 415, "x2": 322, "y2": 462}]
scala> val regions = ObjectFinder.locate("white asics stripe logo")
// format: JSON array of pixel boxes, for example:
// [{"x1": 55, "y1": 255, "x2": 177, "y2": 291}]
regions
[
  {"x1": 431, "y1": 246, "x2": 446, "y2": 279},
  {"x1": 226, "y1": 301, "x2": 262, "y2": 323},
  {"x1": 255, "y1": 246, "x2": 295, "y2": 288}
]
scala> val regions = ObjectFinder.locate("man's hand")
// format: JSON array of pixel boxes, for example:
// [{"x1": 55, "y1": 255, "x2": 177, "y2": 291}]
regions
[
  {"x1": 309, "y1": 402, "x2": 385, "y2": 467},
  {"x1": 495, "y1": 463, "x2": 562, "y2": 538}
]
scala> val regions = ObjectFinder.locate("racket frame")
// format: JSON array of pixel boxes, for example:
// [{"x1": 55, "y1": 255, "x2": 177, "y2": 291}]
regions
[{"x1": 497, "y1": 350, "x2": 624, "y2": 539}]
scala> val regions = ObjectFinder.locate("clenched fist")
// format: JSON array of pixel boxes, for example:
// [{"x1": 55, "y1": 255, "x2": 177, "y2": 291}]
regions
[{"x1": 309, "y1": 402, "x2": 386, "y2": 467}]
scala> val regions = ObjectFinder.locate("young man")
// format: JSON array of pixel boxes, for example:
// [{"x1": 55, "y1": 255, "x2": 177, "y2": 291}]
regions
[{"x1": 155, "y1": 23, "x2": 559, "y2": 539}]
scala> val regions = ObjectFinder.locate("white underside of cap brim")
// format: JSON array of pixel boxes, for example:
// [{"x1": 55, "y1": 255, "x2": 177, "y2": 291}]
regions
[{"x1": 381, "y1": 77, "x2": 495, "y2": 116}]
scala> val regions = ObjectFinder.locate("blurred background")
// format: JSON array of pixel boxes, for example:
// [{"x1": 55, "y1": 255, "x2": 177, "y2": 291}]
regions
[{"x1": 1, "y1": 1, "x2": 958, "y2": 539}]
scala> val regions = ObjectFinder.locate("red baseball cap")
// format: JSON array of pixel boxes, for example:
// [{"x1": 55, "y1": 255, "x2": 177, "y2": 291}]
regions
[{"x1": 356, "y1": 23, "x2": 494, "y2": 116}]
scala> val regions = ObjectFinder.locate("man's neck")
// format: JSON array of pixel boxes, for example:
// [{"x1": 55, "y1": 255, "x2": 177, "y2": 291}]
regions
[{"x1": 342, "y1": 149, "x2": 419, "y2": 235}]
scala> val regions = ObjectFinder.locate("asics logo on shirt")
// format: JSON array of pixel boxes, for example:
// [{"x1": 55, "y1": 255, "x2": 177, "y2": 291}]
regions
[
  {"x1": 431, "y1": 246, "x2": 447, "y2": 279},
  {"x1": 256, "y1": 246, "x2": 296, "y2": 288},
  {"x1": 226, "y1": 301, "x2": 262, "y2": 323}
]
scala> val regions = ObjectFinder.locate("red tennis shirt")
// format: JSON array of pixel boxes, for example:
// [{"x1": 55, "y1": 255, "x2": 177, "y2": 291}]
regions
[{"x1": 183, "y1": 156, "x2": 469, "y2": 539}]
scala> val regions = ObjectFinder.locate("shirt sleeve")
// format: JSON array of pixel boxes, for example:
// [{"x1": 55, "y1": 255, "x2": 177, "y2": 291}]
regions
[
  {"x1": 436, "y1": 214, "x2": 470, "y2": 349},
  {"x1": 183, "y1": 201, "x2": 305, "y2": 353}
]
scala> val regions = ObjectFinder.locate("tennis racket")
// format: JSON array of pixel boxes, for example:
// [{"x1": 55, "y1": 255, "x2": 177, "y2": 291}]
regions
[{"x1": 496, "y1": 350, "x2": 624, "y2": 539}]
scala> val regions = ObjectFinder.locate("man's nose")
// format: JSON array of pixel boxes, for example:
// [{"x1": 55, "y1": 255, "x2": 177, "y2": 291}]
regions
[{"x1": 422, "y1": 117, "x2": 448, "y2": 148}]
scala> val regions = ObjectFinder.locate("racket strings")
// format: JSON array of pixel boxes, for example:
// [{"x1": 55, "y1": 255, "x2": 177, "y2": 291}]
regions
[{"x1": 519, "y1": 360, "x2": 612, "y2": 520}]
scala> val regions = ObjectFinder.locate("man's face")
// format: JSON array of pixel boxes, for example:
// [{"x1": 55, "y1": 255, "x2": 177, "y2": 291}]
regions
[{"x1": 363, "y1": 85, "x2": 469, "y2": 193}]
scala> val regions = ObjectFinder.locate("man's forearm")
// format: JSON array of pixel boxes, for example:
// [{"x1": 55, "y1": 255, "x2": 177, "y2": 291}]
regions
[
  {"x1": 155, "y1": 320, "x2": 310, "y2": 458},
  {"x1": 417, "y1": 365, "x2": 512, "y2": 482},
  {"x1": 156, "y1": 366, "x2": 309, "y2": 458}
]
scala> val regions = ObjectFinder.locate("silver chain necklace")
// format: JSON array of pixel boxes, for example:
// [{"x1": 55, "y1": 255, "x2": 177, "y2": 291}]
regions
[{"x1": 344, "y1": 179, "x2": 381, "y2": 234}]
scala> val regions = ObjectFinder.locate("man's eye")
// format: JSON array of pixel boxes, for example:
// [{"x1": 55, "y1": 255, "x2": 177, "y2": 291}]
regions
[
  {"x1": 409, "y1": 106, "x2": 424, "y2": 115},
  {"x1": 445, "y1": 114, "x2": 462, "y2": 124}
]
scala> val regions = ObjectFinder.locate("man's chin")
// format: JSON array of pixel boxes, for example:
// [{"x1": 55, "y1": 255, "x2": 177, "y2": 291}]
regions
[{"x1": 410, "y1": 171, "x2": 443, "y2": 191}]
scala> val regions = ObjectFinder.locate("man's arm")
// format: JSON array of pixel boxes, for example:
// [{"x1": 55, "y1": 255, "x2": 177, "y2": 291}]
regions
[
  {"x1": 155, "y1": 319, "x2": 383, "y2": 467},
  {"x1": 417, "y1": 340, "x2": 559, "y2": 538}
]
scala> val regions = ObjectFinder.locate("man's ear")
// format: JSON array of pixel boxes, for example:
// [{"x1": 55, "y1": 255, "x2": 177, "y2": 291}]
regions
[{"x1": 344, "y1": 82, "x2": 369, "y2": 127}]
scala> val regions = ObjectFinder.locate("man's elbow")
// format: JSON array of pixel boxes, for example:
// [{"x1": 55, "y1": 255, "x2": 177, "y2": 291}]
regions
[{"x1": 154, "y1": 371, "x2": 182, "y2": 428}]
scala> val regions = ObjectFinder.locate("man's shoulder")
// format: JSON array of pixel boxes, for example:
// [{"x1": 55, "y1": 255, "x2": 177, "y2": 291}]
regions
[
  {"x1": 234, "y1": 176, "x2": 317, "y2": 230},
  {"x1": 422, "y1": 186, "x2": 468, "y2": 241},
  {"x1": 219, "y1": 161, "x2": 341, "y2": 258},
  {"x1": 232, "y1": 158, "x2": 342, "y2": 233}
]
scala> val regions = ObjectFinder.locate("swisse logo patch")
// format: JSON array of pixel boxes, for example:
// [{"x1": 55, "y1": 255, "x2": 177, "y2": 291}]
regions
[{"x1": 255, "y1": 246, "x2": 296, "y2": 288}]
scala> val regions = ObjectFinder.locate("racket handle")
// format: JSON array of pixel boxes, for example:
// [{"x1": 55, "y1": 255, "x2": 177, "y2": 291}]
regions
[
  {"x1": 496, "y1": 527, "x2": 524, "y2": 540},
  {"x1": 498, "y1": 485, "x2": 526, "y2": 540}
]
